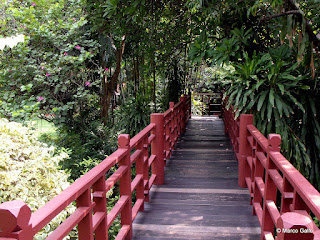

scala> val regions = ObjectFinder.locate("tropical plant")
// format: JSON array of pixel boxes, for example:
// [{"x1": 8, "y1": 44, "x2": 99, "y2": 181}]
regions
[
  {"x1": 223, "y1": 44, "x2": 319, "y2": 185},
  {"x1": 114, "y1": 92, "x2": 151, "y2": 136}
]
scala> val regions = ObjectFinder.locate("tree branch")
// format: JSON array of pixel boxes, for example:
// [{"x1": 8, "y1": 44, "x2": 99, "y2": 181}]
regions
[
  {"x1": 285, "y1": 0, "x2": 320, "y2": 51},
  {"x1": 261, "y1": 10, "x2": 301, "y2": 21},
  {"x1": 261, "y1": 1, "x2": 320, "y2": 51}
]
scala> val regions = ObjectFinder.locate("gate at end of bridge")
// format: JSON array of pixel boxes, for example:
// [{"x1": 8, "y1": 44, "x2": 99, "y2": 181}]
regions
[{"x1": 1, "y1": 93, "x2": 320, "y2": 240}]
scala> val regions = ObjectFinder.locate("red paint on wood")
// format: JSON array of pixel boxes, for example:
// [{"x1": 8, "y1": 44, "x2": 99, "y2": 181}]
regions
[
  {"x1": 0, "y1": 201, "x2": 31, "y2": 233},
  {"x1": 92, "y1": 176, "x2": 108, "y2": 240},
  {"x1": 238, "y1": 114, "x2": 253, "y2": 187},
  {"x1": 151, "y1": 114, "x2": 165, "y2": 185},
  {"x1": 118, "y1": 134, "x2": 132, "y2": 240},
  {"x1": 277, "y1": 212, "x2": 314, "y2": 240},
  {"x1": 223, "y1": 102, "x2": 320, "y2": 240}
]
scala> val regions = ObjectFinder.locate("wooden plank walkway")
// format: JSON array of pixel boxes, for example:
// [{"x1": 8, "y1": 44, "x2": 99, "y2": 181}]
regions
[{"x1": 132, "y1": 116, "x2": 260, "y2": 240}]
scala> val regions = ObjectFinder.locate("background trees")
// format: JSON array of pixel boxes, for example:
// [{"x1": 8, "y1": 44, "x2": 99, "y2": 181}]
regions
[
  {"x1": 188, "y1": 0, "x2": 320, "y2": 188},
  {"x1": 1, "y1": 0, "x2": 320, "y2": 188},
  {"x1": 1, "y1": 0, "x2": 320, "y2": 238}
]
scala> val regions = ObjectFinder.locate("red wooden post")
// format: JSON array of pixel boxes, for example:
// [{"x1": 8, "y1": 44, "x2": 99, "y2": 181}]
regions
[
  {"x1": 293, "y1": 190, "x2": 310, "y2": 213},
  {"x1": 136, "y1": 138, "x2": 146, "y2": 209},
  {"x1": 0, "y1": 200, "x2": 33, "y2": 240},
  {"x1": 238, "y1": 114, "x2": 254, "y2": 187},
  {"x1": 208, "y1": 95, "x2": 211, "y2": 116},
  {"x1": 151, "y1": 113, "x2": 165, "y2": 185},
  {"x1": 169, "y1": 102, "x2": 174, "y2": 109},
  {"x1": 180, "y1": 96, "x2": 186, "y2": 133},
  {"x1": 224, "y1": 106, "x2": 229, "y2": 135},
  {"x1": 201, "y1": 95, "x2": 204, "y2": 115},
  {"x1": 77, "y1": 189, "x2": 94, "y2": 240},
  {"x1": 176, "y1": 102, "x2": 181, "y2": 137},
  {"x1": 118, "y1": 134, "x2": 132, "y2": 240},
  {"x1": 189, "y1": 93, "x2": 192, "y2": 118},
  {"x1": 92, "y1": 176, "x2": 108, "y2": 240},
  {"x1": 280, "y1": 177, "x2": 294, "y2": 214},
  {"x1": 261, "y1": 134, "x2": 281, "y2": 239},
  {"x1": 169, "y1": 102, "x2": 174, "y2": 153},
  {"x1": 276, "y1": 212, "x2": 314, "y2": 240},
  {"x1": 142, "y1": 135, "x2": 150, "y2": 202},
  {"x1": 164, "y1": 114, "x2": 170, "y2": 164}
]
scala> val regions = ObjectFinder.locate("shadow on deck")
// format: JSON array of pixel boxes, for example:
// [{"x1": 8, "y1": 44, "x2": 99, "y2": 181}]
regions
[{"x1": 132, "y1": 116, "x2": 260, "y2": 240}]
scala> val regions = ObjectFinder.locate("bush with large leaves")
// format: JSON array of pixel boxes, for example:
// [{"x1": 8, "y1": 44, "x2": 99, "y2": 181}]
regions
[
  {"x1": 224, "y1": 44, "x2": 320, "y2": 187},
  {"x1": 114, "y1": 92, "x2": 151, "y2": 136}
]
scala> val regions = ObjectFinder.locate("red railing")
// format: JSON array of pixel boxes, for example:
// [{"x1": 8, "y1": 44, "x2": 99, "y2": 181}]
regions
[
  {"x1": 192, "y1": 92, "x2": 222, "y2": 115},
  {"x1": 0, "y1": 95, "x2": 191, "y2": 240},
  {"x1": 224, "y1": 107, "x2": 320, "y2": 240}
]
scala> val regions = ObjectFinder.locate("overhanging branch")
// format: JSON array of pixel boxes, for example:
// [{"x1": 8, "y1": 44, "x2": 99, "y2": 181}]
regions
[
  {"x1": 261, "y1": 10, "x2": 301, "y2": 21},
  {"x1": 286, "y1": 0, "x2": 320, "y2": 51},
  {"x1": 260, "y1": 1, "x2": 320, "y2": 51}
]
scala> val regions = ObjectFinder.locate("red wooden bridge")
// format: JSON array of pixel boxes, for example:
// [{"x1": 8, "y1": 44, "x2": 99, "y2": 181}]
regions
[{"x1": 1, "y1": 95, "x2": 320, "y2": 240}]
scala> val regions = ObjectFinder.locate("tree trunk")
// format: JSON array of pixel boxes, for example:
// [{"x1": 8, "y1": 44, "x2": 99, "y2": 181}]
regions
[
  {"x1": 101, "y1": 35, "x2": 126, "y2": 124},
  {"x1": 152, "y1": 57, "x2": 156, "y2": 112}
]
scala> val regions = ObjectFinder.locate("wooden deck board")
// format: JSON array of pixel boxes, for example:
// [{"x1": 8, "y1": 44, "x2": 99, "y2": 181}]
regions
[{"x1": 132, "y1": 116, "x2": 260, "y2": 240}]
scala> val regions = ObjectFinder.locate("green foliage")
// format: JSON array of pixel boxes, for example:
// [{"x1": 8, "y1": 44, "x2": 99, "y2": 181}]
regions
[
  {"x1": 224, "y1": 44, "x2": 320, "y2": 187},
  {"x1": 57, "y1": 120, "x2": 118, "y2": 180},
  {"x1": 189, "y1": 31, "x2": 214, "y2": 64},
  {"x1": 0, "y1": 118, "x2": 75, "y2": 239},
  {"x1": 0, "y1": 0, "x2": 101, "y2": 125},
  {"x1": 191, "y1": 96, "x2": 205, "y2": 115},
  {"x1": 0, "y1": 0, "x2": 118, "y2": 182},
  {"x1": 185, "y1": 0, "x2": 320, "y2": 189},
  {"x1": 115, "y1": 93, "x2": 151, "y2": 136}
]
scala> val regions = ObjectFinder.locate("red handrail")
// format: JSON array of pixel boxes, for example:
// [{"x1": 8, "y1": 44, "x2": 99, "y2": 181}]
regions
[
  {"x1": 0, "y1": 95, "x2": 191, "y2": 240},
  {"x1": 224, "y1": 106, "x2": 320, "y2": 240}
]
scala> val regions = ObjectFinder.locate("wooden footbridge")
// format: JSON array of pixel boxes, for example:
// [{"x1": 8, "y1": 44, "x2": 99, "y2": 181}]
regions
[
  {"x1": 1, "y1": 95, "x2": 320, "y2": 240},
  {"x1": 132, "y1": 115, "x2": 260, "y2": 240}
]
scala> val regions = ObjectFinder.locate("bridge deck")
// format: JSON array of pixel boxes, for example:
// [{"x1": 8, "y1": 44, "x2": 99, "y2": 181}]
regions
[{"x1": 132, "y1": 116, "x2": 260, "y2": 240}]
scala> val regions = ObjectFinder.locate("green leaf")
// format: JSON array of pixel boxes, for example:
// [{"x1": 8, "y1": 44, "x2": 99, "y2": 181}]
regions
[
  {"x1": 274, "y1": 93, "x2": 283, "y2": 117},
  {"x1": 278, "y1": 84, "x2": 285, "y2": 95},
  {"x1": 283, "y1": 103, "x2": 290, "y2": 117},
  {"x1": 309, "y1": 97, "x2": 317, "y2": 116},
  {"x1": 267, "y1": 102, "x2": 272, "y2": 122},
  {"x1": 257, "y1": 90, "x2": 268, "y2": 111},
  {"x1": 245, "y1": 95, "x2": 258, "y2": 112},
  {"x1": 300, "y1": 85, "x2": 310, "y2": 90},
  {"x1": 269, "y1": 89, "x2": 275, "y2": 107},
  {"x1": 235, "y1": 88, "x2": 243, "y2": 107},
  {"x1": 255, "y1": 80, "x2": 265, "y2": 90},
  {"x1": 287, "y1": 92, "x2": 305, "y2": 113}
]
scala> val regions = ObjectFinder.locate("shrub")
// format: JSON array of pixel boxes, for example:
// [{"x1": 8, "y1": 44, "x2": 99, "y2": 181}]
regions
[{"x1": 0, "y1": 118, "x2": 75, "y2": 239}]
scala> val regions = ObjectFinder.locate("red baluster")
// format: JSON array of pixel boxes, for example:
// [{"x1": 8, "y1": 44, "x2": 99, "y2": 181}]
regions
[
  {"x1": 238, "y1": 114, "x2": 254, "y2": 187},
  {"x1": 151, "y1": 113, "x2": 165, "y2": 185},
  {"x1": 180, "y1": 96, "x2": 186, "y2": 134},
  {"x1": 118, "y1": 134, "x2": 132, "y2": 240},
  {"x1": 261, "y1": 134, "x2": 281, "y2": 239},
  {"x1": 77, "y1": 189, "x2": 94, "y2": 240},
  {"x1": 92, "y1": 177, "x2": 108, "y2": 240}
]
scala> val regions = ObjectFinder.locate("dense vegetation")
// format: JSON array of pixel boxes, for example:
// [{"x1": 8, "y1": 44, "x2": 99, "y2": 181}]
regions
[
  {"x1": 197, "y1": 0, "x2": 320, "y2": 188},
  {"x1": 0, "y1": 118, "x2": 76, "y2": 239},
  {"x1": 0, "y1": 0, "x2": 320, "y2": 238}
]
